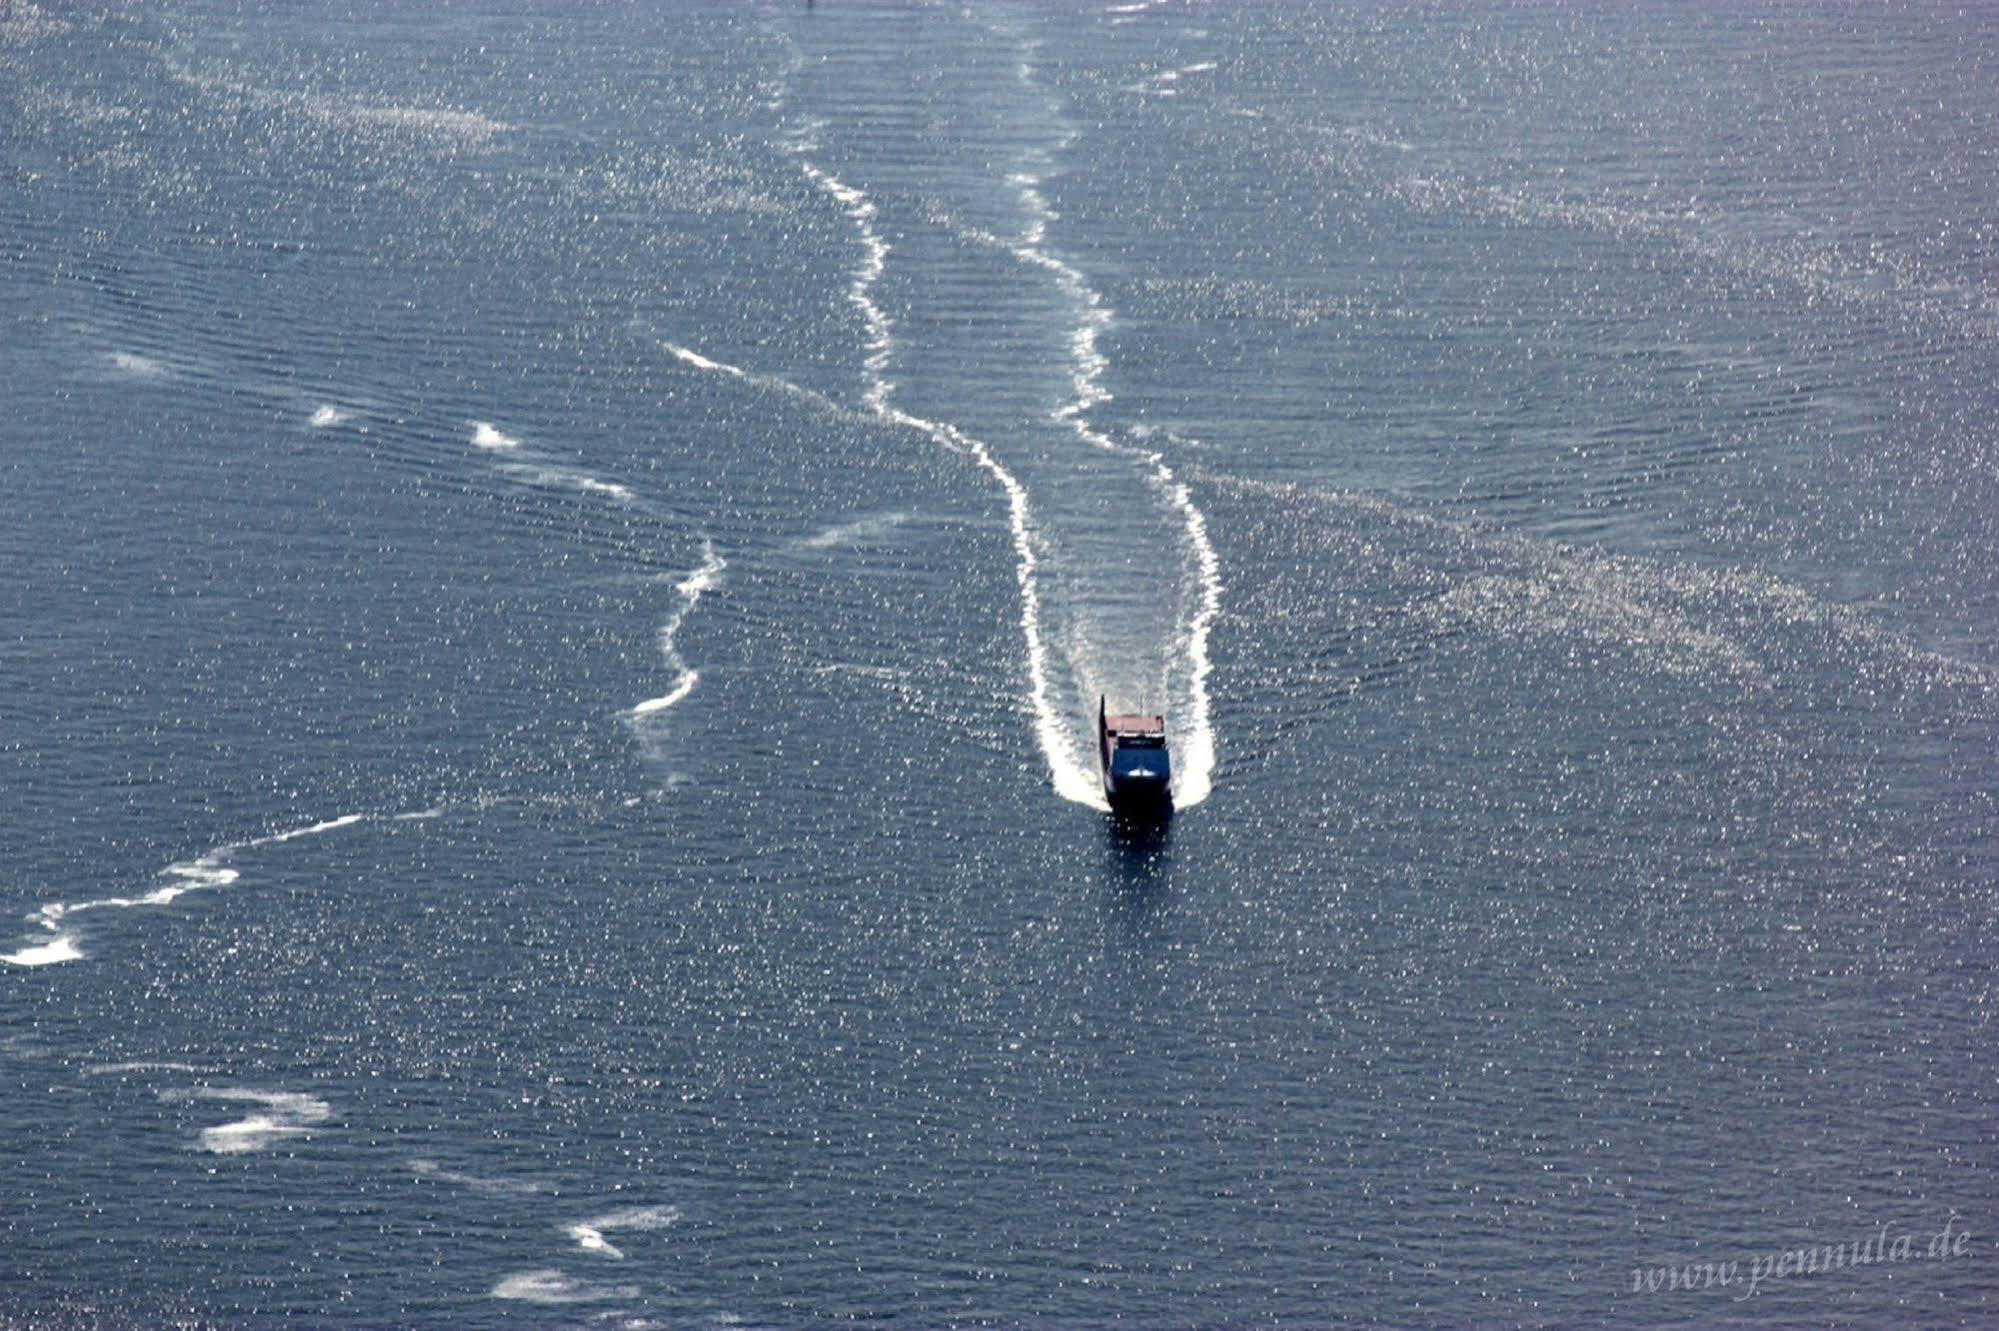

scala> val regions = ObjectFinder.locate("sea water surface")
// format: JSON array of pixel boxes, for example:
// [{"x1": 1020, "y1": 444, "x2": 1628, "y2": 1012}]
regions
[{"x1": 2, "y1": 2, "x2": 1996, "y2": 1327}]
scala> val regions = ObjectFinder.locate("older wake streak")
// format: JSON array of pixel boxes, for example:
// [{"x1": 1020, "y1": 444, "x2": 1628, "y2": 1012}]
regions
[
  {"x1": 3, "y1": 811, "x2": 382, "y2": 968},
  {"x1": 789, "y1": 133, "x2": 1107, "y2": 809}
]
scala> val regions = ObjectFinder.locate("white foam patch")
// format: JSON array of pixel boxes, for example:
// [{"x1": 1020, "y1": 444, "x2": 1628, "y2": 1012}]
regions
[
  {"x1": 408, "y1": 1158, "x2": 546, "y2": 1194},
  {"x1": 797, "y1": 511, "x2": 911, "y2": 550},
  {"x1": 471, "y1": 421, "x2": 520, "y2": 450},
  {"x1": 630, "y1": 542, "x2": 725, "y2": 719},
  {"x1": 563, "y1": 1205, "x2": 680, "y2": 1261},
  {"x1": 470, "y1": 421, "x2": 643, "y2": 507},
  {"x1": 665, "y1": 343, "x2": 733, "y2": 375},
  {"x1": 85, "y1": 1061, "x2": 205, "y2": 1076},
  {"x1": 250, "y1": 812, "x2": 367, "y2": 846},
  {"x1": 0, "y1": 2, "x2": 71, "y2": 45},
  {"x1": 499, "y1": 462, "x2": 636, "y2": 503},
  {"x1": 628, "y1": 677, "x2": 696, "y2": 718},
  {"x1": 567, "y1": 1224, "x2": 619, "y2": 1258},
  {"x1": 108, "y1": 351, "x2": 167, "y2": 378},
  {"x1": 1139, "y1": 61, "x2": 1217, "y2": 96},
  {"x1": 491, "y1": 1270, "x2": 640, "y2": 1305},
  {"x1": 159, "y1": 1088, "x2": 332, "y2": 1155},
  {"x1": 308, "y1": 404, "x2": 349, "y2": 428},
  {"x1": 348, "y1": 104, "x2": 509, "y2": 140},
  {"x1": 2, "y1": 935, "x2": 82, "y2": 967},
  {"x1": 162, "y1": 55, "x2": 509, "y2": 150},
  {"x1": 793, "y1": 149, "x2": 1105, "y2": 809}
]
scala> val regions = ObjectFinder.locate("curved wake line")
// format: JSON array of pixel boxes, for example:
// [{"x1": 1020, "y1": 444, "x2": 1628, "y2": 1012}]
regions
[
  {"x1": 662, "y1": 335, "x2": 1109, "y2": 791},
  {"x1": 1160, "y1": 473, "x2": 1222, "y2": 805},
  {"x1": 1004, "y1": 84, "x2": 1222, "y2": 806},
  {"x1": 657, "y1": 335, "x2": 860, "y2": 422},
  {"x1": 790, "y1": 142, "x2": 1104, "y2": 808},
  {"x1": 630, "y1": 540, "x2": 725, "y2": 719},
  {"x1": 3, "y1": 809, "x2": 405, "y2": 969}
]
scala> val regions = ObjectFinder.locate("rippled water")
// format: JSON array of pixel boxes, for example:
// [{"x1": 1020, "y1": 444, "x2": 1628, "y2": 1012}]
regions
[{"x1": 3, "y1": 2, "x2": 1995, "y2": 1327}]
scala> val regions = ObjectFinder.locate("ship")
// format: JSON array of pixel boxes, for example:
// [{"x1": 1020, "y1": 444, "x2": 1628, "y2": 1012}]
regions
[{"x1": 1098, "y1": 696, "x2": 1172, "y2": 810}]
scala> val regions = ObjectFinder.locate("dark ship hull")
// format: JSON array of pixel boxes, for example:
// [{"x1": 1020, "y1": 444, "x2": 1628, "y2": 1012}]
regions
[{"x1": 1098, "y1": 696, "x2": 1172, "y2": 810}]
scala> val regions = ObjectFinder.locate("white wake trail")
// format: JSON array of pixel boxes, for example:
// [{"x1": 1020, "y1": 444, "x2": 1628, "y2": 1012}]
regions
[
  {"x1": 791, "y1": 143, "x2": 1104, "y2": 809},
  {"x1": 665, "y1": 35, "x2": 1103, "y2": 805},
  {"x1": 1004, "y1": 123, "x2": 1222, "y2": 806},
  {"x1": 662, "y1": 332, "x2": 1101, "y2": 801}
]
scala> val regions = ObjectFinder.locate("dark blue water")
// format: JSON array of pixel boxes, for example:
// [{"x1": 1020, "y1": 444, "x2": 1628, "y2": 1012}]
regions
[{"x1": 3, "y1": 2, "x2": 1996, "y2": 1326}]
